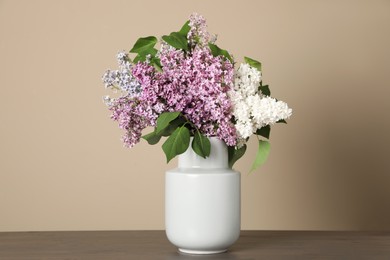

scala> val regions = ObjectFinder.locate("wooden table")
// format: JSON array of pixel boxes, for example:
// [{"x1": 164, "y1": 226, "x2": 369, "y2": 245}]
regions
[{"x1": 1, "y1": 231, "x2": 390, "y2": 259}]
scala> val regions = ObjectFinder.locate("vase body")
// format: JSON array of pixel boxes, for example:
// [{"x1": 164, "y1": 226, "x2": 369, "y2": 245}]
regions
[{"x1": 165, "y1": 137, "x2": 241, "y2": 255}]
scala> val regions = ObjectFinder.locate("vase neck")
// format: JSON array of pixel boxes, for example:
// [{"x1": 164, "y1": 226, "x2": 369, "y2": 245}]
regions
[{"x1": 178, "y1": 137, "x2": 228, "y2": 169}]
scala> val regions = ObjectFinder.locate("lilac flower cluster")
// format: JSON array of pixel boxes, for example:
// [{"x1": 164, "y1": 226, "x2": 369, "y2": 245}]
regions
[
  {"x1": 108, "y1": 96, "x2": 152, "y2": 148},
  {"x1": 102, "y1": 13, "x2": 291, "y2": 151},
  {"x1": 188, "y1": 13, "x2": 210, "y2": 47},
  {"x1": 103, "y1": 14, "x2": 237, "y2": 147},
  {"x1": 102, "y1": 51, "x2": 151, "y2": 147},
  {"x1": 132, "y1": 46, "x2": 237, "y2": 146},
  {"x1": 229, "y1": 63, "x2": 292, "y2": 147},
  {"x1": 102, "y1": 51, "x2": 141, "y2": 96}
]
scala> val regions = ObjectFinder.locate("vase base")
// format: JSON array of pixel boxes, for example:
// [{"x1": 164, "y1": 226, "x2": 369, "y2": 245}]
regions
[{"x1": 178, "y1": 248, "x2": 227, "y2": 255}]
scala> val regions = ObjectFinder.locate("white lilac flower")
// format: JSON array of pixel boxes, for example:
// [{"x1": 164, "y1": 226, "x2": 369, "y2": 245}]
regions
[
  {"x1": 234, "y1": 63, "x2": 261, "y2": 97},
  {"x1": 232, "y1": 100, "x2": 251, "y2": 123},
  {"x1": 235, "y1": 121, "x2": 255, "y2": 139},
  {"x1": 251, "y1": 97, "x2": 292, "y2": 128},
  {"x1": 231, "y1": 63, "x2": 292, "y2": 145},
  {"x1": 227, "y1": 89, "x2": 242, "y2": 104}
]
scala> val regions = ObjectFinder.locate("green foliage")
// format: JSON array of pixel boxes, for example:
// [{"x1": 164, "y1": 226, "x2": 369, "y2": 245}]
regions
[
  {"x1": 142, "y1": 111, "x2": 212, "y2": 162},
  {"x1": 160, "y1": 117, "x2": 186, "y2": 136},
  {"x1": 250, "y1": 140, "x2": 271, "y2": 173},
  {"x1": 244, "y1": 56, "x2": 262, "y2": 71},
  {"x1": 192, "y1": 130, "x2": 211, "y2": 158},
  {"x1": 133, "y1": 48, "x2": 158, "y2": 63},
  {"x1": 162, "y1": 126, "x2": 190, "y2": 163},
  {"x1": 150, "y1": 57, "x2": 162, "y2": 72},
  {"x1": 276, "y1": 119, "x2": 287, "y2": 124},
  {"x1": 208, "y1": 43, "x2": 233, "y2": 62},
  {"x1": 142, "y1": 131, "x2": 162, "y2": 145},
  {"x1": 259, "y1": 84, "x2": 271, "y2": 96},
  {"x1": 179, "y1": 20, "x2": 190, "y2": 36},
  {"x1": 162, "y1": 32, "x2": 188, "y2": 51},
  {"x1": 256, "y1": 125, "x2": 271, "y2": 139},
  {"x1": 142, "y1": 113, "x2": 185, "y2": 146},
  {"x1": 156, "y1": 112, "x2": 181, "y2": 135},
  {"x1": 160, "y1": 21, "x2": 190, "y2": 51},
  {"x1": 130, "y1": 36, "x2": 158, "y2": 54},
  {"x1": 228, "y1": 145, "x2": 247, "y2": 168},
  {"x1": 129, "y1": 36, "x2": 162, "y2": 70}
]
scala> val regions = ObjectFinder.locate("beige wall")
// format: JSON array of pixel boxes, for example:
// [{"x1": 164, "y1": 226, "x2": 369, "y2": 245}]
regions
[{"x1": 1, "y1": 0, "x2": 390, "y2": 231}]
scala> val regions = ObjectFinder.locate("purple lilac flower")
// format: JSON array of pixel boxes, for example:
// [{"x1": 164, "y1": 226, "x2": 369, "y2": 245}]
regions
[
  {"x1": 188, "y1": 13, "x2": 210, "y2": 47},
  {"x1": 132, "y1": 46, "x2": 237, "y2": 146},
  {"x1": 108, "y1": 96, "x2": 154, "y2": 148},
  {"x1": 103, "y1": 14, "x2": 238, "y2": 148}
]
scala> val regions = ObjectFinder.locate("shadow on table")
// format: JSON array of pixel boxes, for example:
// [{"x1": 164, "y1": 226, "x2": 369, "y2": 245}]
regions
[{"x1": 164, "y1": 251, "x2": 238, "y2": 260}]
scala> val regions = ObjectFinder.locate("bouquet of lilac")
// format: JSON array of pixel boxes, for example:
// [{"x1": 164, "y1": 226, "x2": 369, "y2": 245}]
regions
[{"x1": 102, "y1": 13, "x2": 292, "y2": 171}]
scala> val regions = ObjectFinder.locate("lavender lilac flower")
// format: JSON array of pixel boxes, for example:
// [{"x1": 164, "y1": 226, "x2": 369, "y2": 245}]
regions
[
  {"x1": 132, "y1": 46, "x2": 237, "y2": 146},
  {"x1": 102, "y1": 51, "x2": 141, "y2": 96}
]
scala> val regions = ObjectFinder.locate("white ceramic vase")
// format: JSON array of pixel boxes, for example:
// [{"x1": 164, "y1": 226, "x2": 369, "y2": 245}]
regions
[{"x1": 165, "y1": 137, "x2": 241, "y2": 255}]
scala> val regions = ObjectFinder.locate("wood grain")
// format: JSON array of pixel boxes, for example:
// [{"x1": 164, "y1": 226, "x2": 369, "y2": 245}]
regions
[{"x1": 0, "y1": 231, "x2": 390, "y2": 259}]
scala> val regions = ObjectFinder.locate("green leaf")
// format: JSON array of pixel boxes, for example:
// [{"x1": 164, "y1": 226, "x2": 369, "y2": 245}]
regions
[
  {"x1": 160, "y1": 117, "x2": 186, "y2": 136},
  {"x1": 139, "y1": 47, "x2": 158, "y2": 57},
  {"x1": 179, "y1": 20, "x2": 190, "y2": 36},
  {"x1": 162, "y1": 32, "x2": 188, "y2": 51},
  {"x1": 150, "y1": 57, "x2": 162, "y2": 72},
  {"x1": 276, "y1": 119, "x2": 287, "y2": 124},
  {"x1": 191, "y1": 131, "x2": 211, "y2": 158},
  {"x1": 162, "y1": 126, "x2": 190, "y2": 163},
  {"x1": 142, "y1": 130, "x2": 161, "y2": 145},
  {"x1": 130, "y1": 36, "x2": 158, "y2": 54},
  {"x1": 228, "y1": 145, "x2": 247, "y2": 168},
  {"x1": 133, "y1": 48, "x2": 158, "y2": 63},
  {"x1": 156, "y1": 112, "x2": 181, "y2": 134},
  {"x1": 250, "y1": 140, "x2": 271, "y2": 173},
  {"x1": 208, "y1": 43, "x2": 233, "y2": 62},
  {"x1": 256, "y1": 125, "x2": 271, "y2": 139},
  {"x1": 259, "y1": 84, "x2": 271, "y2": 96},
  {"x1": 244, "y1": 56, "x2": 262, "y2": 72},
  {"x1": 133, "y1": 55, "x2": 142, "y2": 63}
]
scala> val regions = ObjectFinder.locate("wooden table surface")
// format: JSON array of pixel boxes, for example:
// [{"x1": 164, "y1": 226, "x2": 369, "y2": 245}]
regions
[{"x1": 1, "y1": 231, "x2": 390, "y2": 259}]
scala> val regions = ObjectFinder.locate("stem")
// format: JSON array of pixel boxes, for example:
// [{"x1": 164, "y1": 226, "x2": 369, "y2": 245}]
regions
[{"x1": 181, "y1": 114, "x2": 196, "y2": 129}]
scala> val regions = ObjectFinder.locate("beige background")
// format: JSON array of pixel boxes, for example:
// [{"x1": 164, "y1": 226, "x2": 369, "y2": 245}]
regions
[{"x1": 1, "y1": 0, "x2": 390, "y2": 231}]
